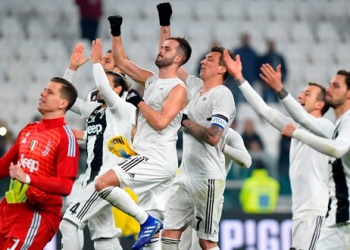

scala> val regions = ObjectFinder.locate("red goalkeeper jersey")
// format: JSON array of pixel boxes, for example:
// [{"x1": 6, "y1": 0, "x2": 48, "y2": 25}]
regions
[{"x1": 0, "y1": 117, "x2": 79, "y2": 213}]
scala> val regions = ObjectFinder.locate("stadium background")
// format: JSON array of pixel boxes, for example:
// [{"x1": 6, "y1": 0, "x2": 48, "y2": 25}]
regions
[{"x1": 0, "y1": 0, "x2": 349, "y2": 249}]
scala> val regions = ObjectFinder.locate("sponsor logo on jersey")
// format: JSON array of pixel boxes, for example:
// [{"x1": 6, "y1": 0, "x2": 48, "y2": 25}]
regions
[
  {"x1": 30, "y1": 140, "x2": 38, "y2": 151},
  {"x1": 21, "y1": 132, "x2": 31, "y2": 144},
  {"x1": 42, "y1": 140, "x2": 53, "y2": 156},
  {"x1": 87, "y1": 124, "x2": 103, "y2": 135},
  {"x1": 20, "y1": 154, "x2": 39, "y2": 172}
]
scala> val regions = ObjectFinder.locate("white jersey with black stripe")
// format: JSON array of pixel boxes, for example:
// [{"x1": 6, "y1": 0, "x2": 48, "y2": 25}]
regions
[
  {"x1": 326, "y1": 110, "x2": 350, "y2": 226},
  {"x1": 132, "y1": 75, "x2": 188, "y2": 174},
  {"x1": 181, "y1": 75, "x2": 236, "y2": 180},
  {"x1": 65, "y1": 65, "x2": 137, "y2": 187}
]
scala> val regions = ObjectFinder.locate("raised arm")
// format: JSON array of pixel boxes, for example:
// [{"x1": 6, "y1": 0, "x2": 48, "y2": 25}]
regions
[
  {"x1": 282, "y1": 123, "x2": 350, "y2": 159},
  {"x1": 91, "y1": 39, "x2": 127, "y2": 110},
  {"x1": 108, "y1": 16, "x2": 153, "y2": 86},
  {"x1": 63, "y1": 43, "x2": 97, "y2": 116},
  {"x1": 157, "y1": 2, "x2": 188, "y2": 83},
  {"x1": 260, "y1": 63, "x2": 331, "y2": 137},
  {"x1": 223, "y1": 50, "x2": 290, "y2": 131}
]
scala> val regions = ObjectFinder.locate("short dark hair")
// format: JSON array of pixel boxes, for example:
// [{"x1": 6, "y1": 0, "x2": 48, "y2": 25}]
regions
[
  {"x1": 51, "y1": 77, "x2": 78, "y2": 112},
  {"x1": 168, "y1": 37, "x2": 192, "y2": 66},
  {"x1": 336, "y1": 70, "x2": 350, "y2": 90},
  {"x1": 105, "y1": 71, "x2": 131, "y2": 96},
  {"x1": 308, "y1": 82, "x2": 330, "y2": 115},
  {"x1": 211, "y1": 46, "x2": 234, "y2": 81}
]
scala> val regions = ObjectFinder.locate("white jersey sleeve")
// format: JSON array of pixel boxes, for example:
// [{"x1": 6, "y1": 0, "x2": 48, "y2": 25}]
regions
[
  {"x1": 293, "y1": 115, "x2": 350, "y2": 158},
  {"x1": 282, "y1": 94, "x2": 334, "y2": 138},
  {"x1": 92, "y1": 63, "x2": 136, "y2": 125},
  {"x1": 63, "y1": 68, "x2": 75, "y2": 83},
  {"x1": 223, "y1": 128, "x2": 252, "y2": 170},
  {"x1": 239, "y1": 81, "x2": 291, "y2": 130}
]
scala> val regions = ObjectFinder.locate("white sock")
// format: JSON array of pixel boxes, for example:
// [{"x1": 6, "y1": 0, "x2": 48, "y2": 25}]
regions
[
  {"x1": 161, "y1": 237, "x2": 180, "y2": 250},
  {"x1": 94, "y1": 238, "x2": 114, "y2": 250},
  {"x1": 209, "y1": 247, "x2": 220, "y2": 250},
  {"x1": 113, "y1": 237, "x2": 123, "y2": 250},
  {"x1": 144, "y1": 237, "x2": 161, "y2": 250},
  {"x1": 59, "y1": 220, "x2": 82, "y2": 249},
  {"x1": 97, "y1": 186, "x2": 148, "y2": 224}
]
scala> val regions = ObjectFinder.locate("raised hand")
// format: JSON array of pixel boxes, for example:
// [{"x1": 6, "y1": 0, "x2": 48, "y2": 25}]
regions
[
  {"x1": 108, "y1": 15, "x2": 123, "y2": 36},
  {"x1": 223, "y1": 50, "x2": 243, "y2": 80},
  {"x1": 259, "y1": 64, "x2": 283, "y2": 92},
  {"x1": 91, "y1": 38, "x2": 103, "y2": 64},
  {"x1": 157, "y1": 2, "x2": 172, "y2": 26},
  {"x1": 69, "y1": 43, "x2": 90, "y2": 71}
]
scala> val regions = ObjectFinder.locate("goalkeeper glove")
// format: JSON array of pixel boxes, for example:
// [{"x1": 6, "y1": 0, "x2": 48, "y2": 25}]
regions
[
  {"x1": 107, "y1": 135, "x2": 137, "y2": 158},
  {"x1": 108, "y1": 15, "x2": 123, "y2": 36},
  {"x1": 5, "y1": 179, "x2": 29, "y2": 203},
  {"x1": 126, "y1": 89, "x2": 144, "y2": 107},
  {"x1": 156, "y1": 2, "x2": 172, "y2": 26}
]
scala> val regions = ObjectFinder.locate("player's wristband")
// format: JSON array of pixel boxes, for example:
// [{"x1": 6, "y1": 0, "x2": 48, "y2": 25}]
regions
[
  {"x1": 277, "y1": 88, "x2": 288, "y2": 99},
  {"x1": 235, "y1": 77, "x2": 246, "y2": 86}
]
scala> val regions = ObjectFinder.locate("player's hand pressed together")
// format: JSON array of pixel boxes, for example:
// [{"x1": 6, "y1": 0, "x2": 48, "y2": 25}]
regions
[
  {"x1": 108, "y1": 15, "x2": 123, "y2": 37},
  {"x1": 9, "y1": 162, "x2": 28, "y2": 184},
  {"x1": 91, "y1": 38, "x2": 103, "y2": 64},
  {"x1": 260, "y1": 64, "x2": 284, "y2": 92},
  {"x1": 156, "y1": 2, "x2": 172, "y2": 26},
  {"x1": 69, "y1": 43, "x2": 91, "y2": 71}
]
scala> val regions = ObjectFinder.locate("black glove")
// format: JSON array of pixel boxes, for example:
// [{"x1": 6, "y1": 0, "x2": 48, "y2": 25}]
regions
[
  {"x1": 108, "y1": 15, "x2": 123, "y2": 36},
  {"x1": 126, "y1": 89, "x2": 143, "y2": 107},
  {"x1": 156, "y1": 2, "x2": 172, "y2": 26}
]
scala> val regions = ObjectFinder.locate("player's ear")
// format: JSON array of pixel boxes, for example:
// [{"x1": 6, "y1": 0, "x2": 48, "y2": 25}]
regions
[
  {"x1": 59, "y1": 99, "x2": 69, "y2": 110},
  {"x1": 218, "y1": 65, "x2": 226, "y2": 75}
]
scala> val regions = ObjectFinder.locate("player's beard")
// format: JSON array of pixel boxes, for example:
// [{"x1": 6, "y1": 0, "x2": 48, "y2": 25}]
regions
[
  {"x1": 155, "y1": 55, "x2": 175, "y2": 69},
  {"x1": 97, "y1": 98, "x2": 105, "y2": 104}
]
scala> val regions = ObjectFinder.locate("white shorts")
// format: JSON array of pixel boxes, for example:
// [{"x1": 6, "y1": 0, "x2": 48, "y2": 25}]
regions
[
  {"x1": 63, "y1": 182, "x2": 120, "y2": 240},
  {"x1": 113, "y1": 155, "x2": 175, "y2": 216},
  {"x1": 316, "y1": 223, "x2": 350, "y2": 250},
  {"x1": 163, "y1": 174, "x2": 225, "y2": 242},
  {"x1": 291, "y1": 215, "x2": 324, "y2": 250}
]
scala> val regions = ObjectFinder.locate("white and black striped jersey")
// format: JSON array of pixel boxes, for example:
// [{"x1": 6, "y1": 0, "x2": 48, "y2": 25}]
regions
[
  {"x1": 181, "y1": 75, "x2": 236, "y2": 180},
  {"x1": 132, "y1": 75, "x2": 188, "y2": 175},
  {"x1": 65, "y1": 64, "x2": 136, "y2": 187},
  {"x1": 326, "y1": 110, "x2": 350, "y2": 226}
]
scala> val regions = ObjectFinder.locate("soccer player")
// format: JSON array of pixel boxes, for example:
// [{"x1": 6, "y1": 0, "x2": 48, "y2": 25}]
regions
[
  {"x1": 94, "y1": 13, "x2": 192, "y2": 250},
  {"x1": 281, "y1": 70, "x2": 350, "y2": 250},
  {"x1": 179, "y1": 128, "x2": 252, "y2": 250},
  {"x1": 0, "y1": 77, "x2": 79, "y2": 249},
  {"x1": 155, "y1": 4, "x2": 236, "y2": 250},
  {"x1": 59, "y1": 40, "x2": 136, "y2": 250},
  {"x1": 223, "y1": 52, "x2": 335, "y2": 250}
]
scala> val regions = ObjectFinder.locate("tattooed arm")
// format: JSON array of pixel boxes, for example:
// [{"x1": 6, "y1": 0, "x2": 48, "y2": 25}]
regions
[{"x1": 182, "y1": 119, "x2": 224, "y2": 147}]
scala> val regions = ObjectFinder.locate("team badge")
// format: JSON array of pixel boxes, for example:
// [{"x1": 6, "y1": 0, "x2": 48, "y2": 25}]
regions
[
  {"x1": 42, "y1": 140, "x2": 53, "y2": 156},
  {"x1": 30, "y1": 140, "x2": 38, "y2": 151}
]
